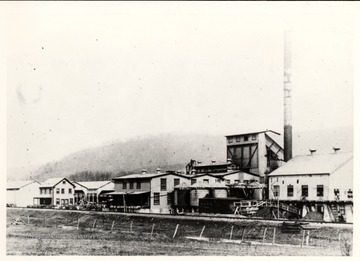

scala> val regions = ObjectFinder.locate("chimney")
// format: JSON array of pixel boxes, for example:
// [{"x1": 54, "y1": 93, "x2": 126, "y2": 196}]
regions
[
  {"x1": 156, "y1": 168, "x2": 161, "y2": 174},
  {"x1": 141, "y1": 169, "x2": 147, "y2": 174},
  {"x1": 333, "y1": 147, "x2": 341, "y2": 153},
  {"x1": 309, "y1": 149, "x2": 316, "y2": 155},
  {"x1": 284, "y1": 30, "x2": 293, "y2": 162}
]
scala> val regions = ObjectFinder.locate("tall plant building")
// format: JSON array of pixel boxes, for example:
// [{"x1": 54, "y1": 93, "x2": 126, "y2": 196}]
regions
[{"x1": 225, "y1": 130, "x2": 284, "y2": 184}]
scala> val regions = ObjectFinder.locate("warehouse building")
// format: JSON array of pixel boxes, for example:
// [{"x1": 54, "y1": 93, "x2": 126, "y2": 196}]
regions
[
  {"x1": 268, "y1": 150, "x2": 353, "y2": 222},
  {"x1": 7, "y1": 180, "x2": 41, "y2": 207}
]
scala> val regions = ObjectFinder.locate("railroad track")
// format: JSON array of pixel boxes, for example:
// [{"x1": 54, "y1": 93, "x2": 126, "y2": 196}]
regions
[{"x1": 7, "y1": 207, "x2": 353, "y2": 227}]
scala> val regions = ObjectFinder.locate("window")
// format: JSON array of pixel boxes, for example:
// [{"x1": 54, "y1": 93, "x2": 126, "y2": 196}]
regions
[
  {"x1": 191, "y1": 179, "x2": 196, "y2": 185},
  {"x1": 122, "y1": 181, "x2": 127, "y2": 189},
  {"x1": 129, "y1": 181, "x2": 134, "y2": 189},
  {"x1": 260, "y1": 177, "x2": 265, "y2": 184},
  {"x1": 160, "y1": 178, "x2": 167, "y2": 191},
  {"x1": 317, "y1": 185, "x2": 324, "y2": 197},
  {"x1": 56, "y1": 198, "x2": 60, "y2": 205},
  {"x1": 225, "y1": 179, "x2": 230, "y2": 185},
  {"x1": 334, "y1": 189, "x2": 340, "y2": 200},
  {"x1": 282, "y1": 180, "x2": 284, "y2": 184},
  {"x1": 301, "y1": 185, "x2": 308, "y2": 197},
  {"x1": 136, "y1": 181, "x2": 141, "y2": 189},
  {"x1": 56, "y1": 188, "x2": 60, "y2": 194},
  {"x1": 273, "y1": 185, "x2": 280, "y2": 197},
  {"x1": 228, "y1": 137, "x2": 233, "y2": 144},
  {"x1": 287, "y1": 185, "x2": 294, "y2": 197},
  {"x1": 174, "y1": 178, "x2": 180, "y2": 187},
  {"x1": 296, "y1": 179, "x2": 299, "y2": 184},
  {"x1": 69, "y1": 188, "x2": 72, "y2": 194},
  {"x1": 62, "y1": 180, "x2": 66, "y2": 184},
  {"x1": 167, "y1": 193, "x2": 172, "y2": 205},
  {"x1": 153, "y1": 193, "x2": 160, "y2": 205},
  {"x1": 234, "y1": 180, "x2": 239, "y2": 184},
  {"x1": 61, "y1": 188, "x2": 65, "y2": 194},
  {"x1": 40, "y1": 189, "x2": 43, "y2": 195},
  {"x1": 236, "y1": 136, "x2": 241, "y2": 142},
  {"x1": 244, "y1": 135, "x2": 249, "y2": 142},
  {"x1": 203, "y1": 179, "x2": 209, "y2": 184},
  {"x1": 251, "y1": 135, "x2": 257, "y2": 141},
  {"x1": 347, "y1": 189, "x2": 353, "y2": 199},
  {"x1": 69, "y1": 198, "x2": 73, "y2": 204}
]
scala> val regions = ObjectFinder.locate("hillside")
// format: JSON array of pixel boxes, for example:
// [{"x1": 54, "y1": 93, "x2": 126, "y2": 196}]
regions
[{"x1": 9, "y1": 127, "x2": 353, "y2": 182}]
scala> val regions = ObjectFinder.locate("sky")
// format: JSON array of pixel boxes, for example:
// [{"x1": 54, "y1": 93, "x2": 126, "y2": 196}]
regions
[{"x1": 3, "y1": 2, "x2": 356, "y2": 173}]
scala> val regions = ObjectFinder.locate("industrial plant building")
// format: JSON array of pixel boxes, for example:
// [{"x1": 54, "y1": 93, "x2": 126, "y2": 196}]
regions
[{"x1": 268, "y1": 150, "x2": 353, "y2": 222}]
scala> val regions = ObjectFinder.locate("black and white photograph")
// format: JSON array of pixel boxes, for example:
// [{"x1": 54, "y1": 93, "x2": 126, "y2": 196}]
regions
[{"x1": 1, "y1": 1, "x2": 358, "y2": 257}]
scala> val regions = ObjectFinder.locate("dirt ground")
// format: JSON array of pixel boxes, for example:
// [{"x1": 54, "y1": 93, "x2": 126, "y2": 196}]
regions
[{"x1": 6, "y1": 208, "x2": 353, "y2": 256}]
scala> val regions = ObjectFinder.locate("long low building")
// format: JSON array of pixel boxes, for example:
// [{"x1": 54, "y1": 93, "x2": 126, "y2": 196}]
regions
[
  {"x1": 268, "y1": 150, "x2": 353, "y2": 223},
  {"x1": 7, "y1": 180, "x2": 41, "y2": 207}
]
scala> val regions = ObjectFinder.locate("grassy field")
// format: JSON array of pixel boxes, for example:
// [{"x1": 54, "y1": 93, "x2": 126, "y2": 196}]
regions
[{"x1": 6, "y1": 208, "x2": 353, "y2": 256}]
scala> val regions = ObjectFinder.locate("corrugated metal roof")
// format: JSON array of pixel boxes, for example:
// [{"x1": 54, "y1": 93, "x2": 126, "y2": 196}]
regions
[
  {"x1": 113, "y1": 172, "x2": 188, "y2": 180},
  {"x1": 268, "y1": 152, "x2": 353, "y2": 176},
  {"x1": 225, "y1": 129, "x2": 281, "y2": 138},
  {"x1": 74, "y1": 181, "x2": 113, "y2": 190},
  {"x1": 7, "y1": 180, "x2": 39, "y2": 190}
]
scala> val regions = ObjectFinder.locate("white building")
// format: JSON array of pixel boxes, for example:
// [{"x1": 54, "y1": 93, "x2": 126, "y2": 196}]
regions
[
  {"x1": 7, "y1": 180, "x2": 41, "y2": 207},
  {"x1": 33, "y1": 178, "x2": 76, "y2": 206},
  {"x1": 268, "y1": 151, "x2": 353, "y2": 222}
]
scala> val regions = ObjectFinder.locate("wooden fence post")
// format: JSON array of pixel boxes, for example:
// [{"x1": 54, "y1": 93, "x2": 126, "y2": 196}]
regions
[
  {"x1": 200, "y1": 226, "x2": 205, "y2": 238},
  {"x1": 241, "y1": 228, "x2": 246, "y2": 241},
  {"x1": 27, "y1": 215, "x2": 30, "y2": 225},
  {"x1": 272, "y1": 228, "x2": 276, "y2": 245},
  {"x1": 44, "y1": 218, "x2": 46, "y2": 227},
  {"x1": 111, "y1": 221, "x2": 115, "y2": 231},
  {"x1": 150, "y1": 223, "x2": 155, "y2": 237},
  {"x1": 229, "y1": 226, "x2": 234, "y2": 240},
  {"x1": 92, "y1": 219, "x2": 97, "y2": 231},
  {"x1": 173, "y1": 224, "x2": 179, "y2": 239},
  {"x1": 301, "y1": 230, "x2": 305, "y2": 247},
  {"x1": 130, "y1": 221, "x2": 133, "y2": 233},
  {"x1": 306, "y1": 231, "x2": 310, "y2": 246},
  {"x1": 77, "y1": 219, "x2": 80, "y2": 230},
  {"x1": 262, "y1": 228, "x2": 267, "y2": 244}
]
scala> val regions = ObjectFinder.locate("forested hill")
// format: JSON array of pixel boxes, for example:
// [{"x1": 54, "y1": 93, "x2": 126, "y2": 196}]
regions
[{"x1": 11, "y1": 127, "x2": 352, "y2": 182}]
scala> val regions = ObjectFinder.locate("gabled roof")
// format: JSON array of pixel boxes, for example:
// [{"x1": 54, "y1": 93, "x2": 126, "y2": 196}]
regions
[
  {"x1": 225, "y1": 129, "x2": 281, "y2": 138},
  {"x1": 7, "y1": 180, "x2": 40, "y2": 190},
  {"x1": 214, "y1": 170, "x2": 260, "y2": 178},
  {"x1": 73, "y1": 181, "x2": 113, "y2": 190},
  {"x1": 268, "y1": 152, "x2": 353, "y2": 176},
  {"x1": 190, "y1": 173, "x2": 223, "y2": 179},
  {"x1": 113, "y1": 172, "x2": 188, "y2": 180},
  {"x1": 39, "y1": 177, "x2": 75, "y2": 188}
]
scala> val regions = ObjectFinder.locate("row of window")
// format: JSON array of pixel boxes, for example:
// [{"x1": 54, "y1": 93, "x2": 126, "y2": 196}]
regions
[
  {"x1": 121, "y1": 179, "x2": 182, "y2": 191},
  {"x1": 40, "y1": 188, "x2": 73, "y2": 195},
  {"x1": 273, "y1": 185, "x2": 353, "y2": 199},
  {"x1": 228, "y1": 135, "x2": 257, "y2": 144},
  {"x1": 55, "y1": 198, "x2": 73, "y2": 205}
]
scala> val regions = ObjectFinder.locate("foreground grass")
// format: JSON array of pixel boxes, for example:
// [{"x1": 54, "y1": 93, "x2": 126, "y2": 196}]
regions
[
  {"x1": 7, "y1": 226, "x2": 342, "y2": 256},
  {"x1": 6, "y1": 208, "x2": 352, "y2": 255}
]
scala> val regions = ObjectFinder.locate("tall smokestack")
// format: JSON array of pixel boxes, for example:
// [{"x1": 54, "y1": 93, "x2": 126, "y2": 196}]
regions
[{"x1": 284, "y1": 31, "x2": 292, "y2": 162}]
